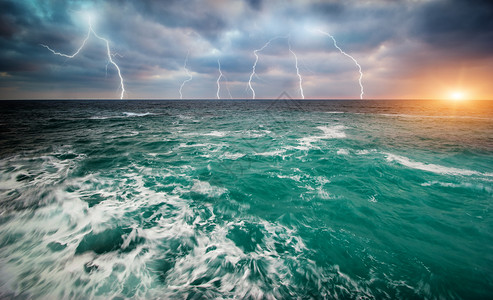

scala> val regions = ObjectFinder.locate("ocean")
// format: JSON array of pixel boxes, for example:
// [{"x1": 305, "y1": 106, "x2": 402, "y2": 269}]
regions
[{"x1": 0, "y1": 99, "x2": 491, "y2": 299}]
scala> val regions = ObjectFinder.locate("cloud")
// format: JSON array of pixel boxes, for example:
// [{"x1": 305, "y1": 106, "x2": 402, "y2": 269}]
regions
[
  {"x1": 0, "y1": 0, "x2": 492, "y2": 99},
  {"x1": 411, "y1": 0, "x2": 493, "y2": 57}
]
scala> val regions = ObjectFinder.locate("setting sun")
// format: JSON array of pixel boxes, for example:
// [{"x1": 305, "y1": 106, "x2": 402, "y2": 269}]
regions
[{"x1": 449, "y1": 91, "x2": 466, "y2": 100}]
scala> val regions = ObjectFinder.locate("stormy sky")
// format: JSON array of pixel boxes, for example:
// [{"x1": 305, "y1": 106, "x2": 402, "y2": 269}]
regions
[{"x1": 0, "y1": 0, "x2": 492, "y2": 99}]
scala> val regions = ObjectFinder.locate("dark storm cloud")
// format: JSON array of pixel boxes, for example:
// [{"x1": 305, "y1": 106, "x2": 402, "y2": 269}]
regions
[
  {"x1": 0, "y1": 0, "x2": 492, "y2": 99},
  {"x1": 245, "y1": 0, "x2": 262, "y2": 11},
  {"x1": 310, "y1": 1, "x2": 345, "y2": 17},
  {"x1": 119, "y1": 0, "x2": 230, "y2": 41},
  {"x1": 412, "y1": 0, "x2": 493, "y2": 56}
]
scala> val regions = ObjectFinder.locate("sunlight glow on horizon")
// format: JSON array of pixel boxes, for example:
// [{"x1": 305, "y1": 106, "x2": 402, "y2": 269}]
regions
[{"x1": 448, "y1": 90, "x2": 468, "y2": 101}]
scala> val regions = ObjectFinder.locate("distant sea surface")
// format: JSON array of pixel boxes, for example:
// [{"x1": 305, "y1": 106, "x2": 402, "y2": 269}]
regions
[{"x1": 0, "y1": 99, "x2": 492, "y2": 299}]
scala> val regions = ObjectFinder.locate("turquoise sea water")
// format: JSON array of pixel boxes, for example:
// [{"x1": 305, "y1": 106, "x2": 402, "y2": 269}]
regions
[{"x1": 0, "y1": 99, "x2": 492, "y2": 299}]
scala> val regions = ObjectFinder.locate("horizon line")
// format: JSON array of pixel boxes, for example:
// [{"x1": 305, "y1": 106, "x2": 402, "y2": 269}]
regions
[{"x1": 1, "y1": 98, "x2": 492, "y2": 101}]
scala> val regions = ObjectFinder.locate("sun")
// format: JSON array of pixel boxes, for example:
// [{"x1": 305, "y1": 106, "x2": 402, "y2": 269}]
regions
[{"x1": 449, "y1": 90, "x2": 466, "y2": 101}]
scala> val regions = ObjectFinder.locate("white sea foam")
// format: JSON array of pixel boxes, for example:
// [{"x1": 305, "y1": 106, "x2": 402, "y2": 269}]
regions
[
  {"x1": 337, "y1": 149, "x2": 349, "y2": 155},
  {"x1": 298, "y1": 125, "x2": 346, "y2": 148},
  {"x1": 184, "y1": 130, "x2": 229, "y2": 138},
  {"x1": 89, "y1": 115, "x2": 114, "y2": 120},
  {"x1": 191, "y1": 179, "x2": 228, "y2": 197},
  {"x1": 220, "y1": 152, "x2": 245, "y2": 160},
  {"x1": 175, "y1": 142, "x2": 227, "y2": 153},
  {"x1": 238, "y1": 129, "x2": 270, "y2": 138},
  {"x1": 157, "y1": 217, "x2": 312, "y2": 299},
  {"x1": 277, "y1": 174, "x2": 302, "y2": 182},
  {"x1": 0, "y1": 151, "x2": 84, "y2": 211},
  {"x1": 421, "y1": 181, "x2": 492, "y2": 193},
  {"x1": 385, "y1": 153, "x2": 493, "y2": 177},
  {"x1": 122, "y1": 112, "x2": 153, "y2": 117},
  {"x1": 89, "y1": 112, "x2": 153, "y2": 120},
  {"x1": 0, "y1": 163, "x2": 204, "y2": 298},
  {"x1": 317, "y1": 187, "x2": 332, "y2": 199},
  {"x1": 203, "y1": 131, "x2": 228, "y2": 137},
  {"x1": 316, "y1": 176, "x2": 331, "y2": 185},
  {"x1": 256, "y1": 149, "x2": 287, "y2": 157},
  {"x1": 356, "y1": 150, "x2": 372, "y2": 155},
  {"x1": 0, "y1": 155, "x2": 384, "y2": 299}
]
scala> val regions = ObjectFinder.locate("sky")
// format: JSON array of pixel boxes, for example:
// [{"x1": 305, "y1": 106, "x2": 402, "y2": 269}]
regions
[{"x1": 0, "y1": 0, "x2": 492, "y2": 100}]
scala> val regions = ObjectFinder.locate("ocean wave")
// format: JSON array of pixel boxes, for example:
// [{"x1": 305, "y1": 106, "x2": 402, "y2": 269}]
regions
[
  {"x1": 237, "y1": 129, "x2": 270, "y2": 138},
  {"x1": 356, "y1": 149, "x2": 376, "y2": 155},
  {"x1": 175, "y1": 142, "x2": 228, "y2": 153},
  {"x1": 203, "y1": 131, "x2": 228, "y2": 137},
  {"x1": 421, "y1": 181, "x2": 492, "y2": 193},
  {"x1": 276, "y1": 174, "x2": 302, "y2": 182},
  {"x1": 122, "y1": 112, "x2": 153, "y2": 117},
  {"x1": 0, "y1": 164, "x2": 324, "y2": 299},
  {"x1": 89, "y1": 112, "x2": 154, "y2": 120},
  {"x1": 337, "y1": 149, "x2": 349, "y2": 155},
  {"x1": 385, "y1": 153, "x2": 493, "y2": 177},
  {"x1": 89, "y1": 115, "x2": 116, "y2": 120},
  {"x1": 191, "y1": 179, "x2": 228, "y2": 197},
  {"x1": 220, "y1": 152, "x2": 245, "y2": 160},
  {"x1": 0, "y1": 151, "x2": 84, "y2": 210},
  {"x1": 298, "y1": 125, "x2": 346, "y2": 148},
  {"x1": 185, "y1": 130, "x2": 229, "y2": 137},
  {"x1": 255, "y1": 149, "x2": 287, "y2": 157}
]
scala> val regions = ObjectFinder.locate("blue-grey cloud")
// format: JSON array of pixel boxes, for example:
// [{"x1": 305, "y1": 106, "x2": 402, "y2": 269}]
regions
[
  {"x1": 0, "y1": 0, "x2": 492, "y2": 99},
  {"x1": 411, "y1": 0, "x2": 493, "y2": 57}
]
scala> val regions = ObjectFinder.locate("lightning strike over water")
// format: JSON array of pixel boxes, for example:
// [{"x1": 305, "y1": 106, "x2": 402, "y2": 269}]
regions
[
  {"x1": 288, "y1": 38, "x2": 304, "y2": 99},
  {"x1": 318, "y1": 29, "x2": 364, "y2": 99},
  {"x1": 179, "y1": 51, "x2": 193, "y2": 100},
  {"x1": 222, "y1": 74, "x2": 234, "y2": 99},
  {"x1": 248, "y1": 36, "x2": 285, "y2": 99},
  {"x1": 105, "y1": 53, "x2": 123, "y2": 77},
  {"x1": 41, "y1": 17, "x2": 125, "y2": 99},
  {"x1": 216, "y1": 59, "x2": 223, "y2": 99}
]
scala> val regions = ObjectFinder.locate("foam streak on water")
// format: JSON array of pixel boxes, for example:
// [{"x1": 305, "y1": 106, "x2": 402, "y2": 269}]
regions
[{"x1": 0, "y1": 100, "x2": 492, "y2": 299}]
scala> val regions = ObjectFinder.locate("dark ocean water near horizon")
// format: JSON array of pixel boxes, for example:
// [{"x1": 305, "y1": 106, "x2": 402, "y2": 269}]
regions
[{"x1": 0, "y1": 99, "x2": 492, "y2": 299}]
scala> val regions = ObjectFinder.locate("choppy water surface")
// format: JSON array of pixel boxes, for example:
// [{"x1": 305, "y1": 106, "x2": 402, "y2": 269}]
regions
[{"x1": 0, "y1": 100, "x2": 492, "y2": 299}]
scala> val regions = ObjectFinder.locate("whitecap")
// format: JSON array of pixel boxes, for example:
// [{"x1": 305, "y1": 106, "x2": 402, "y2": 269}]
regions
[
  {"x1": 298, "y1": 125, "x2": 346, "y2": 148},
  {"x1": 255, "y1": 149, "x2": 287, "y2": 157},
  {"x1": 337, "y1": 149, "x2": 349, "y2": 155},
  {"x1": 202, "y1": 131, "x2": 228, "y2": 137},
  {"x1": 89, "y1": 115, "x2": 116, "y2": 120},
  {"x1": 276, "y1": 174, "x2": 302, "y2": 182},
  {"x1": 385, "y1": 153, "x2": 493, "y2": 177},
  {"x1": 191, "y1": 180, "x2": 227, "y2": 197},
  {"x1": 220, "y1": 152, "x2": 245, "y2": 160},
  {"x1": 421, "y1": 181, "x2": 492, "y2": 193},
  {"x1": 185, "y1": 131, "x2": 229, "y2": 137},
  {"x1": 122, "y1": 112, "x2": 153, "y2": 117},
  {"x1": 356, "y1": 149, "x2": 376, "y2": 155},
  {"x1": 317, "y1": 187, "x2": 332, "y2": 199}
]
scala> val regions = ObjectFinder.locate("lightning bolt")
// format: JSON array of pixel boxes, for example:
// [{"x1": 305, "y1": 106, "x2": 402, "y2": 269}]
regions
[
  {"x1": 318, "y1": 29, "x2": 364, "y2": 99},
  {"x1": 106, "y1": 52, "x2": 124, "y2": 77},
  {"x1": 179, "y1": 51, "x2": 193, "y2": 99},
  {"x1": 216, "y1": 59, "x2": 223, "y2": 99},
  {"x1": 248, "y1": 36, "x2": 285, "y2": 99},
  {"x1": 288, "y1": 38, "x2": 304, "y2": 99},
  {"x1": 41, "y1": 17, "x2": 126, "y2": 99},
  {"x1": 224, "y1": 78, "x2": 233, "y2": 99}
]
